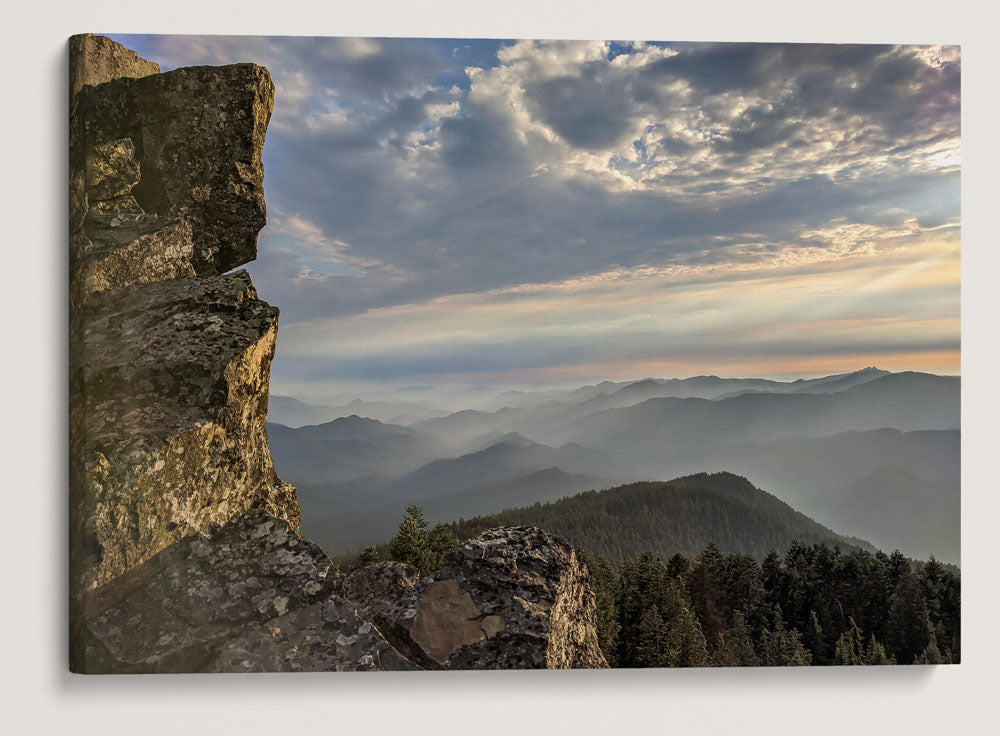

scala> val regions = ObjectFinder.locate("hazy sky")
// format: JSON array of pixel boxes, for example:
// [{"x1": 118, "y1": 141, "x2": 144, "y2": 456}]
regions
[{"x1": 111, "y1": 36, "x2": 960, "y2": 401}]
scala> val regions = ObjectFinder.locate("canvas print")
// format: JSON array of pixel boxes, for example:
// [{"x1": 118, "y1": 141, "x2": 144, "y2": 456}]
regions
[{"x1": 69, "y1": 34, "x2": 960, "y2": 673}]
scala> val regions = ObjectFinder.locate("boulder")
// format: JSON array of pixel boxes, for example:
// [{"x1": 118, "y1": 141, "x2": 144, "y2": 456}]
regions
[
  {"x1": 74, "y1": 63, "x2": 274, "y2": 275},
  {"x1": 343, "y1": 527, "x2": 608, "y2": 669},
  {"x1": 81, "y1": 510, "x2": 416, "y2": 673}
]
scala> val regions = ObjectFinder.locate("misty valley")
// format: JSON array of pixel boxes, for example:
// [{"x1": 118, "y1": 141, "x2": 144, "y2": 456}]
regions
[{"x1": 268, "y1": 367, "x2": 959, "y2": 565}]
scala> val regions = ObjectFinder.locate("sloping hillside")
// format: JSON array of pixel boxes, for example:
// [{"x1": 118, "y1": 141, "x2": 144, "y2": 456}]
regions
[
  {"x1": 302, "y1": 467, "x2": 617, "y2": 554},
  {"x1": 447, "y1": 472, "x2": 875, "y2": 564}
]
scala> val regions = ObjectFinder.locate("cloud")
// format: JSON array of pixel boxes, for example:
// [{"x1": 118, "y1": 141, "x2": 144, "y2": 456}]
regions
[
  {"x1": 108, "y1": 35, "x2": 961, "y2": 392},
  {"x1": 272, "y1": 227, "x2": 959, "y2": 391}
]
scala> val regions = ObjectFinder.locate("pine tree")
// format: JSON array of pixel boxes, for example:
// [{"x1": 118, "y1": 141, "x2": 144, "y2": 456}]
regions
[
  {"x1": 710, "y1": 611, "x2": 758, "y2": 667},
  {"x1": 635, "y1": 606, "x2": 669, "y2": 667},
  {"x1": 758, "y1": 606, "x2": 812, "y2": 666},
  {"x1": 358, "y1": 545, "x2": 379, "y2": 565},
  {"x1": 666, "y1": 552, "x2": 690, "y2": 579},
  {"x1": 833, "y1": 617, "x2": 865, "y2": 665},
  {"x1": 915, "y1": 632, "x2": 945, "y2": 664},
  {"x1": 722, "y1": 553, "x2": 766, "y2": 630},
  {"x1": 663, "y1": 581, "x2": 709, "y2": 667},
  {"x1": 425, "y1": 522, "x2": 458, "y2": 572},
  {"x1": 887, "y1": 570, "x2": 932, "y2": 663},
  {"x1": 864, "y1": 634, "x2": 894, "y2": 665},
  {"x1": 804, "y1": 610, "x2": 829, "y2": 665},
  {"x1": 687, "y1": 544, "x2": 727, "y2": 648},
  {"x1": 389, "y1": 505, "x2": 430, "y2": 572}
]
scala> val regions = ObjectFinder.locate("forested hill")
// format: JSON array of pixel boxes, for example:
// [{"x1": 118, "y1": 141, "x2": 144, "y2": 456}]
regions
[{"x1": 447, "y1": 472, "x2": 874, "y2": 563}]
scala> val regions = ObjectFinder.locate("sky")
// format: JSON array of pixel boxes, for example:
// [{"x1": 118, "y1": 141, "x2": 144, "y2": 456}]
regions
[{"x1": 110, "y1": 35, "x2": 960, "y2": 404}]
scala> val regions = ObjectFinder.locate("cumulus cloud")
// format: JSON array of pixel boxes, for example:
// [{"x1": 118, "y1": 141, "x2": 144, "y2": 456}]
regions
[{"x1": 110, "y1": 35, "x2": 960, "y2": 393}]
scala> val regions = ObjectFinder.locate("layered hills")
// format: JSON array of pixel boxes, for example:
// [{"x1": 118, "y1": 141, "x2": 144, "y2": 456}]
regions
[{"x1": 273, "y1": 368, "x2": 960, "y2": 562}]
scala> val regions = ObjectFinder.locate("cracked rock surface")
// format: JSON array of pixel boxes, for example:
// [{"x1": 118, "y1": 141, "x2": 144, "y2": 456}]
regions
[
  {"x1": 343, "y1": 527, "x2": 608, "y2": 669},
  {"x1": 76, "y1": 270, "x2": 299, "y2": 591},
  {"x1": 83, "y1": 510, "x2": 415, "y2": 673},
  {"x1": 69, "y1": 36, "x2": 299, "y2": 651},
  {"x1": 74, "y1": 62, "x2": 273, "y2": 275}
]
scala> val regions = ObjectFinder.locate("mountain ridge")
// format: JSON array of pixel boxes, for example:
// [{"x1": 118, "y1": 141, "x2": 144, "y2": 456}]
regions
[{"x1": 441, "y1": 471, "x2": 878, "y2": 564}]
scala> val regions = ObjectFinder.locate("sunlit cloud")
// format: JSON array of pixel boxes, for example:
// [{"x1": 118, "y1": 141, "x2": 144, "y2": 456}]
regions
[
  {"x1": 111, "y1": 35, "x2": 960, "y2": 397},
  {"x1": 274, "y1": 228, "x2": 959, "y2": 394}
]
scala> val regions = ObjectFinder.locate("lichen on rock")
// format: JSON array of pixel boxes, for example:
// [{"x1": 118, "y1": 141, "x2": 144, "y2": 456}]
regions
[
  {"x1": 82, "y1": 510, "x2": 415, "y2": 673},
  {"x1": 343, "y1": 527, "x2": 609, "y2": 669},
  {"x1": 68, "y1": 36, "x2": 298, "y2": 668},
  {"x1": 74, "y1": 62, "x2": 274, "y2": 275},
  {"x1": 76, "y1": 270, "x2": 299, "y2": 590}
]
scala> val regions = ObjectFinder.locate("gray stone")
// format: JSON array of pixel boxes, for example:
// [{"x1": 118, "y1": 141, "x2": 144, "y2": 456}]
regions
[
  {"x1": 343, "y1": 561, "x2": 421, "y2": 622},
  {"x1": 344, "y1": 527, "x2": 609, "y2": 669},
  {"x1": 82, "y1": 510, "x2": 417, "y2": 673},
  {"x1": 73, "y1": 270, "x2": 299, "y2": 593},
  {"x1": 79, "y1": 216, "x2": 196, "y2": 294},
  {"x1": 85, "y1": 138, "x2": 141, "y2": 203}
]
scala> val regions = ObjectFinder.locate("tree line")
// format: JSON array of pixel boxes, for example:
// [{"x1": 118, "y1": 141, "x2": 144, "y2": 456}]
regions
[{"x1": 579, "y1": 542, "x2": 959, "y2": 666}]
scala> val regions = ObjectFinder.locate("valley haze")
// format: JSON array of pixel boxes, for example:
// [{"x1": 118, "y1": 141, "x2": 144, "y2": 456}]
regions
[{"x1": 267, "y1": 367, "x2": 960, "y2": 565}]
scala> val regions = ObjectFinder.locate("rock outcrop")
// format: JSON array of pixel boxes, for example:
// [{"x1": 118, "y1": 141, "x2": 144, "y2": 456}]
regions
[
  {"x1": 343, "y1": 527, "x2": 608, "y2": 669},
  {"x1": 80, "y1": 510, "x2": 415, "y2": 673},
  {"x1": 75, "y1": 62, "x2": 273, "y2": 274},
  {"x1": 70, "y1": 36, "x2": 608, "y2": 673},
  {"x1": 68, "y1": 36, "x2": 319, "y2": 671},
  {"x1": 70, "y1": 35, "x2": 296, "y2": 601}
]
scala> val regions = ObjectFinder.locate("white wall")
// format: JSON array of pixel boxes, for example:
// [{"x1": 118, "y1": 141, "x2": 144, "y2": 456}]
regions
[{"x1": 3, "y1": 1, "x2": 997, "y2": 733}]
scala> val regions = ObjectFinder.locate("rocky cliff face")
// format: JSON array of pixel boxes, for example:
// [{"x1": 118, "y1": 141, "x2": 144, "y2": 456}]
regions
[
  {"x1": 80, "y1": 510, "x2": 415, "y2": 673},
  {"x1": 69, "y1": 35, "x2": 296, "y2": 603},
  {"x1": 68, "y1": 36, "x2": 303, "y2": 668},
  {"x1": 69, "y1": 35, "x2": 606, "y2": 673}
]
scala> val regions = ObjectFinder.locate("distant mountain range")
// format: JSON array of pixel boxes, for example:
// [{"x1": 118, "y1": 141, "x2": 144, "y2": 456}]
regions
[
  {"x1": 268, "y1": 395, "x2": 447, "y2": 428},
  {"x1": 267, "y1": 368, "x2": 960, "y2": 563},
  {"x1": 408, "y1": 371, "x2": 956, "y2": 453},
  {"x1": 268, "y1": 415, "x2": 449, "y2": 485},
  {"x1": 281, "y1": 432, "x2": 637, "y2": 552}
]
